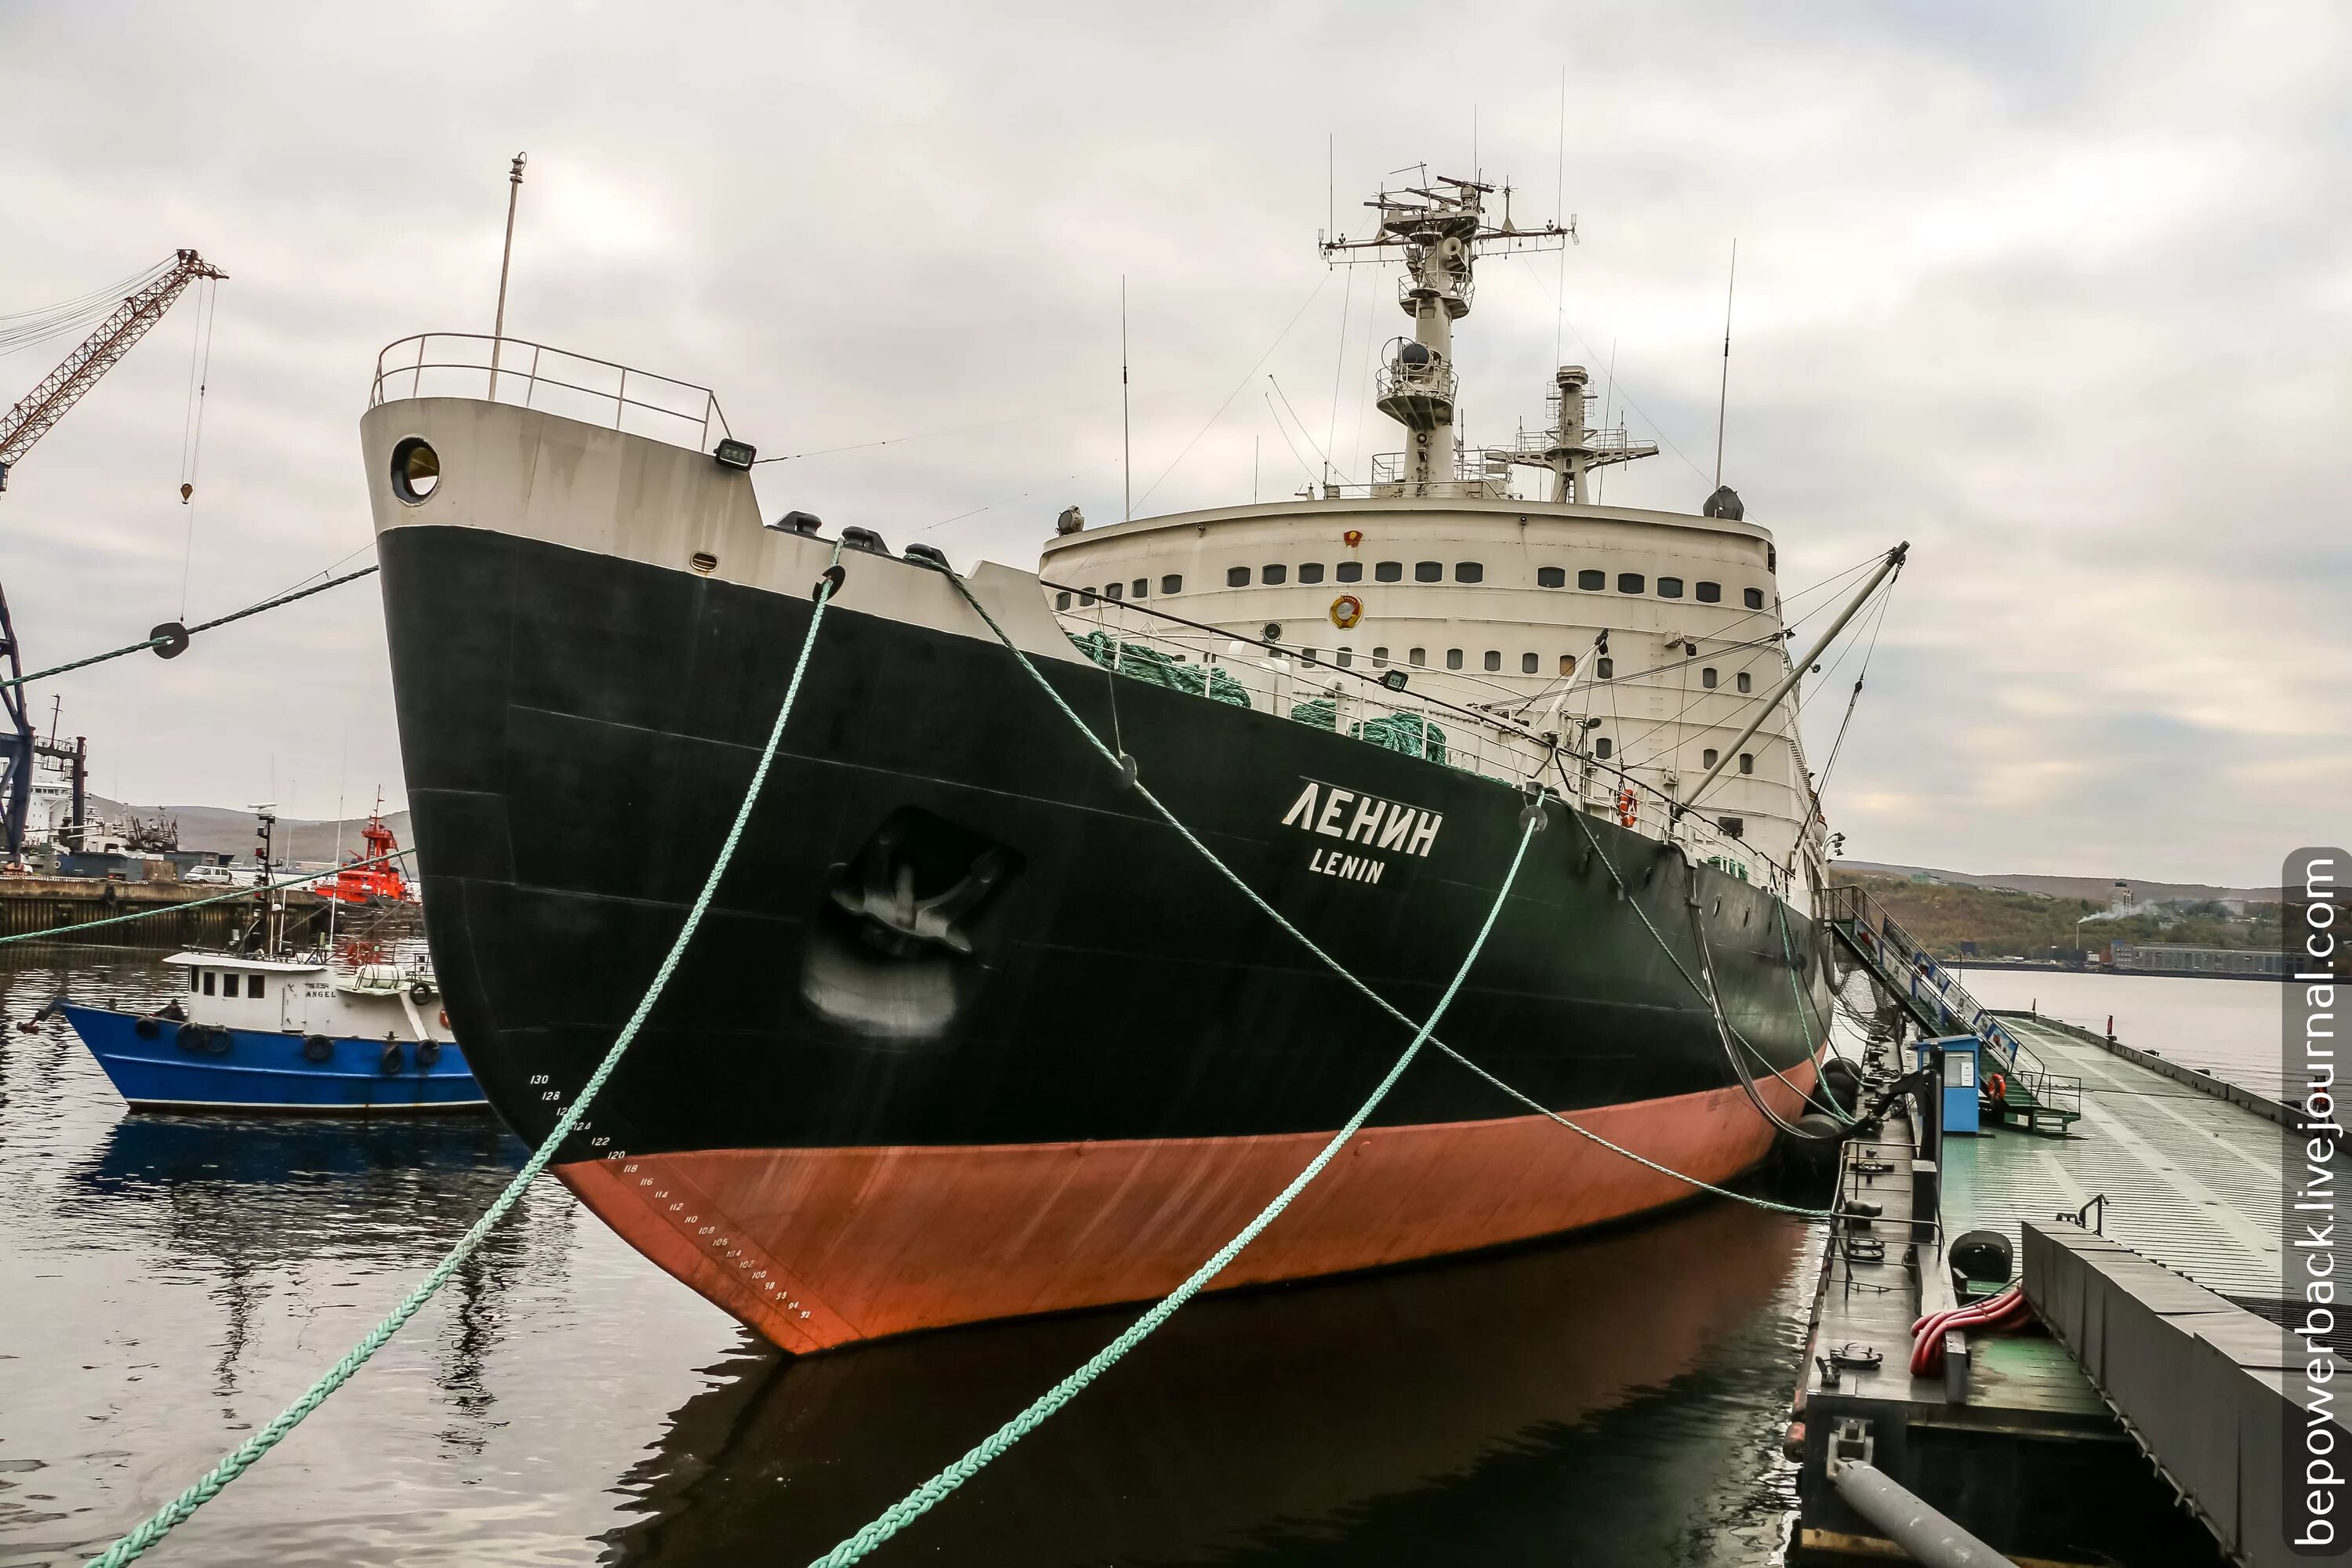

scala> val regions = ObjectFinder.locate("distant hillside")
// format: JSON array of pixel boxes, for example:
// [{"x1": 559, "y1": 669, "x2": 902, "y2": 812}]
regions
[
  {"x1": 1838, "y1": 869, "x2": 2281, "y2": 960},
  {"x1": 89, "y1": 797, "x2": 413, "y2": 866},
  {"x1": 1835, "y1": 859, "x2": 2278, "y2": 906}
]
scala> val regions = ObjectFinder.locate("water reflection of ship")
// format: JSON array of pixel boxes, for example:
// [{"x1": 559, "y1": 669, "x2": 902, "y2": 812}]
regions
[
  {"x1": 70, "y1": 1113, "x2": 556, "y2": 1440},
  {"x1": 604, "y1": 1198, "x2": 1806, "y2": 1566}
]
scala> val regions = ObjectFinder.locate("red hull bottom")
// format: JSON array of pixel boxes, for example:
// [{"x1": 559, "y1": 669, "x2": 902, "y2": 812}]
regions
[{"x1": 556, "y1": 1071, "x2": 1813, "y2": 1354}]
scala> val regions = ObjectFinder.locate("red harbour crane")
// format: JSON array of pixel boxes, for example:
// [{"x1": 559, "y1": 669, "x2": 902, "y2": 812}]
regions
[{"x1": 0, "y1": 248, "x2": 226, "y2": 858}]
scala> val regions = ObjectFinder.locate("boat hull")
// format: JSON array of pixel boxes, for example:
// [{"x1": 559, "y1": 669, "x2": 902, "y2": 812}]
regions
[
  {"x1": 374, "y1": 508, "x2": 1833, "y2": 1348},
  {"x1": 57, "y1": 1003, "x2": 487, "y2": 1113}
]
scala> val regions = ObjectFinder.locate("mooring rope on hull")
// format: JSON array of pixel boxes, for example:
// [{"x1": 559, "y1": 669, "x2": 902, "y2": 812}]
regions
[
  {"x1": 78, "y1": 543, "x2": 848, "y2": 1568},
  {"x1": 0, "y1": 564, "x2": 381, "y2": 692},
  {"x1": 928, "y1": 563, "x2": 1838, "y2": 1212}
]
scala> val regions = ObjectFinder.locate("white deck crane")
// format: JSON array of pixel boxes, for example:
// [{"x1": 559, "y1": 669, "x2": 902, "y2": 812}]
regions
[{"x1": 0, "y1": 248, "x2": 227, "y2": 858}]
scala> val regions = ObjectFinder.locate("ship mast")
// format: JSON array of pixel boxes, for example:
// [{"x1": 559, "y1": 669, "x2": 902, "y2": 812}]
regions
[{"x1": 1319, "y1": 171, "x2": 1656, "y2": 503}]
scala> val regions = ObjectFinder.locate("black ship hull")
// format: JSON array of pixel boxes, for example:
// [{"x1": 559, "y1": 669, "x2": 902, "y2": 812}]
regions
[{"x1": 379, "y1": 521, "x2": 1831, "y2": 1351}]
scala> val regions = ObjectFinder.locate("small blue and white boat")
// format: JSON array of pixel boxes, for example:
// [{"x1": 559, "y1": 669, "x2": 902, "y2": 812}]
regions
[{"x1": 51, "y1": 952, "x2": 485, "y2": 1113}]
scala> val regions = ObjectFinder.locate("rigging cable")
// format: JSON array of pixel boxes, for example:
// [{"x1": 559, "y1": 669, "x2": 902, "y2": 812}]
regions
[{"x1": 1131, "y1": 272, "x2": 1330, "y2": 511}]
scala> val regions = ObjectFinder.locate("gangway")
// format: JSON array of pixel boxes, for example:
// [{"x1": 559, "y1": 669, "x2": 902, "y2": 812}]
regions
[{"x1": 1820, "y1": 884, "x2": 2081, "y2": 1135}]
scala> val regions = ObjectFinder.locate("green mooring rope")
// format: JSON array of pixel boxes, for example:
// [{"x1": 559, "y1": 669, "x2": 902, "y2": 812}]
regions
[
  {"x1": 931, "y1": 565, "x2": 1832, "y2": 1219},
  {"x1": 808, "y1": 804, "x2": 1537, "y2": 1568},
  {"x1": 81, "y1": 544, "x2": 846, "y2": 1568},
  {"x1": 2, "y1": 565, "x2": 381, "y2": 692},
  {"x1": 0, "y1": 849, "x2": 411, "y2": 950}
]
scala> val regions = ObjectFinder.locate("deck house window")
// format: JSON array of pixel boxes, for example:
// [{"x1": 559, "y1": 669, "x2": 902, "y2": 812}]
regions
[
  {"x1": 1337, "y1": 648, "x2": 1353, "y2": 668},
  {"x1": 1617, "y1": 573, "x2": 1645, "y2": 594},
  {"x1": 1559, "y1": 654, "x2": 1575, "y2": 676},
  {"x1": 1105, "y1": 582, "x2": 1123, "y2": 601},
  {"x1": 1744, "y1": 587, "x2": 1765, "y2": 609},
  {"x1": 1131, "y1": 579, "x2": 1148, "y2": 598},
  {"x1": 1054, "y1": 591, "x2": 1073, "y2": 610},
  {"x1": 1578, "y1": 569, "x2": 1605, "y2": 590},
  {"x1": 1375, "y1": 561, "x2": 1403, "y2": 582},
  {"x1": 1521, "y1": 652, "x2": 1538, "y2": 673},
  {"x1": 1595, "y1": 738, "x2": 1613, "y2": 759},
  {"x1": 250, "y1": 977, "x2": 264, "y2": 998},
  {"x1": 1696, "y1": 581, "x2": 1722, "y2": 604},
  {"x1": 1596, "y1": 657, "x2": 1614, "y2": 679},
  {"x1": 1261, "y1": 564, "x2": 1287, "y2": 585},
  {"x1": 1414, "y1": 561, "x2": 1443, "y2": 583},
  {"x1": 1483, "y1": 651, "x2": 1501, "y2": 672},
  {"x1": 1737, "y1": 672, "x2": 1751, "y2": 693},
  {"x1": 1657, "y1": 576, "x2": 1685, "y2": 599},
  {"x1": 1298, "y1": 563, "x2": 1326, "y2": 584},
  {"x1": 1301, "y1": 648, "x2": 1317, "y2": 664},
  {"x1": 1718, "y1": 816, "x2": 1744, "y2": 839},
  {"x1": 1337, "y1": 561, "x2": 1364, "y2": 583},
  {"x1": 1160, "y1": 574, "x2": 1183, "y2": 595},
  {"x1": 1409, "y1": 648, "x2": 1427, "y2": 666},
  {"x1": 1537, "y1": 566, "x2": 1566, "y2": 588},
  {"x1": 1740, "y1": 753, "x2": 1755, "y2": 774},
  {"x1": 1446, "y1": 649, "x2": 1464, "y2": 670},
  {"x1": 1227, "y1": 567, "x2": 1250, "y2": 587},
  {"x1": 1702, "y1": 667, "x2": 1718, "y2": 689},
  {"x1": 1080, "y1": 588, "x2": 1098, "y2": 605},
  {"x1": 1455, "y1": 562, "x2": 1483, "y2": 583},
  {"x1": 190, "y1": 970, "x2": 200, "y2": 993},
  {"x1": 1704, "y1": 748, "x2": 1720, "y2": 769},
  {"x1": 202, "y1": 971, "x2": 216, "y2": 996},
  {"x1": 1371, "y1": 648, "x2": 1388, "y2": 666}
]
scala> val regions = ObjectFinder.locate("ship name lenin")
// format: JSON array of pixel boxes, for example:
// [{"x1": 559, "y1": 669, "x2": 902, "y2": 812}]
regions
[{"x1": 1279, "y1": 780, "x2": 1442, "y2": 884}]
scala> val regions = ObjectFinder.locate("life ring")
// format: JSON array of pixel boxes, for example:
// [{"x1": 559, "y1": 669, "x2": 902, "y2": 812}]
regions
[
  {"x1": 303, "y1": 1034, "x2": 335, "y2": 1064},
  {"x1": 417, "y1": 1038, "x2": 442, "y2": 1069},
  {"x1": 1986, "y1": 1073, "x2": 2007, "y2": 1103},
  {"x1": 1615, "y1": 787, "x2": 1639, "y2": 829},
  {"x1": 379, "y1": 1040, "x2": 405, "y2": 1076},
  {"x1": 1329, "y1": 593, "x2": 1363, "y2": 630}
]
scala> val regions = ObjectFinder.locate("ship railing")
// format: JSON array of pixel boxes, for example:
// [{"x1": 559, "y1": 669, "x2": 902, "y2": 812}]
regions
[
  {"x1": 1049, "y1": 593, "x2": 1777, "y2": 891},
  {"x1": 371, "y1": 333, "x2": 732, "y2": 451},
  {"x1": 1375, "y1": 353, "x2": 1457, "y2": 408},
  {"x1": 1821, "y1": 883, "x2": 2056, "y2": 1084}
]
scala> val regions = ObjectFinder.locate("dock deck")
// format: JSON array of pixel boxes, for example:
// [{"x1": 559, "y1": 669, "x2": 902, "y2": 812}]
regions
[{"x1": 1791, "y1": 989, "x2": 2297, "y2": 1565}]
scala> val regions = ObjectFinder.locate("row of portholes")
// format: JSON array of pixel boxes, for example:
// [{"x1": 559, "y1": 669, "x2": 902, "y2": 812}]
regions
[
  {"x1": 1251, "y1": 644, "x2": 1759, "y2": 692},
  {"x1": 1055, "y1": 575, "x2": 1181, "y2": 610},
  {"x1": 1051, "y1": 561, "x2": 1770, "y2": 612},
  {"x1": 1230, "y1": 561, "x2": 1482, "y2": 587}
]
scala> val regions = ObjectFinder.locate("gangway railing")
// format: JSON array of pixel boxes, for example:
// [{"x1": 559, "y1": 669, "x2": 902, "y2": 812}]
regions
[
  {"x1": 1821, "y1": 884, "x2": 2080, "y2": 1134},
  {"x1": 370, "y1": 333, "x2": 731, "y2": 451}
]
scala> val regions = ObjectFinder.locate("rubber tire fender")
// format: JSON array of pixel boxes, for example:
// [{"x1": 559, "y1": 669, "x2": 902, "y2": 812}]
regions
[
  {"x1": 134, "y1": 1016, "x2": 162, "y2": 1039},
  {"x1": 201, "y1": 1027, "x2": 232, "y2": 1054},
  {"x1": 416, "y1": 1038, "x2": 441, "y2": 1069},
  {"x1": 379, "y1": 1040, "x2": 405, "y2": 1076},
  {"x1": 302, "y1": 1034, "x2": 335, "y2": 1064},
  {"x1": 176, "y1": 1021, "x2": 205, "y2": 1052}
]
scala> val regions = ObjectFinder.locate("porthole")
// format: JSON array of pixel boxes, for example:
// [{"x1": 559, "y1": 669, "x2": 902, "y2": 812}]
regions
[
  {"x1": 1131, "y1": 578, "x2": 1148, "y2": 598},
  {"x1": 1455, "y1": 562, "x2": 1484, "y2": 583},
  {"x1": 1578, "y1": 569, "x2": 1605, "y2": 590},
  {"x1": 1702, "y1": 667, "x2": 1719, "y2": 689},
  {"x1": 1597, "y1": 657, "x2": 1614, "y2": 679},
  {"x1": 1160, "y1": 574, "x2": 1183, "y2": 595},
  {"x1": 1740, "y1": 753, "x2": 1755, "y2": 774},
  {"x1": 1409, "y1": 648, "x2": 1427, "y2": 666},
  {"x1": 1483, "y1": 650, "x2": 1501, "y2": 672},
  {"x1": 1054, "y1": 591, "x2": 1073, "y2": 610},
  {"x1": 1617, "y1": 572, "x2": 1645, "y2": 594},
  {"x1": 1374, "y1": 561, "x2": 1403, "y2": 583},
  {"x1": 1105, "y1": 582, "x2": 1123, "y2": 601},
  {"x1": 1337, "y1": 648, "x2": 1353, "y2": 667},
  {"x1": 1299, "y1": 563, "x2": 1327, "y2": 584},
  {"x1": 390, "y1": 437, "x2": 440, "y2": 504},
  {"x1": 1537, "y1": 566, "x2": 1566, "y2": 588},
  {"x1": 1704, "y1": 748, "x2": 1719, "y2": 768},
  {"x1": 1595, "y1": 737, "x2": 1613, "y2": 759},
  {"x1": 1696, "y1": 581, "x2": 1722, "y2": 604},
  {"x1": 1737, "y1": 671, "x2": 1751, "y2": 693},
  {"x1": 1521, "y1": 652, "x2": 1538, "y2": 673},
  {"x1": 1558, "y1": 654, "x2": 1575, "y2": 676},
  {"x1": 1657, "y1": 576, "x2": 1684, "y2": 599},
  {"x1": 1371, "y1": 647, "x2": 1388, "y2": 667},
  {"x1": 1228, "y1": 566, "x2": 1251, "y2": 587},
  {"x1": 1414, "y1": 561, "x2": 1443, "y2": 582},
  {"x1": 689, "y1": 551, "x2": 719, "y2": 575},
  {"x1": 1445, "y1": 648, "x2": 1464, "y2": 670},
  {"x1": 1744, "y1": 587, "x2": 1765, "y2": 609},
  {"x1": 1337, "y1": 561, "x2": 1365, "y2": 583},
  {"x1": 1262, "y1": 564, "x2": 1288, "y2": 585}
]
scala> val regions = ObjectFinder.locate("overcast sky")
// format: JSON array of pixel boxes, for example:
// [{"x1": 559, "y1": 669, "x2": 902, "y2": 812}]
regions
[{"x1": 2, "y1": 1, "x2": 2343, "y2": 886}]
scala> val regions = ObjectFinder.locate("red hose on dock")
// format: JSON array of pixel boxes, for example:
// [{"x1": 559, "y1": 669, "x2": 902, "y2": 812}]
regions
[{"x1": 1909, "y1": 1284, "x2": 2032, "y2": 1377}]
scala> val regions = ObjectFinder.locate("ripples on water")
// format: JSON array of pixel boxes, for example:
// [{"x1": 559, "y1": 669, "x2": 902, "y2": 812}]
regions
[{"x1": 2, "y1": 947, "x2": 1824, "y2": 1566}]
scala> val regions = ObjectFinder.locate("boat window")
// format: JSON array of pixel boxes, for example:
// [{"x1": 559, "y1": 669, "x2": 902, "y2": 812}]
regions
[
  {"x1": 1161, "y1": 574, "x2": 1183, "y2": 595},
  {"x1": 1131, "y1": 578, "x2": 1148, "y2": 598},
  {"x1": 1446, "y1": 648, "x2": 1464, "y2": 670},
  {"x1": 1559, "y1": 654, "x2": 1575, "y2": 676},
  {"x1": 1337, "y1": 648, "x2": 1353, "y2": 668},
  {"x1": 1704, "y1": 748, "x2": 1720, "y2": 769},
  {"x1": 1596, "y1": 657, "x2": 1614, "y2": 679},
  {"x1": 1261, "y1": 564, "x2": 1287, "y2": 585},
  {"x1": 1409, "y1": 648, "x2": 1427, "y2": 666},
  {"x1": 1617, "y1": 573, "x2": 1645, "y2": 594},
  {"x1": 1414, "y1": 561, "x2": 1442, "y2": 582},
  {"x1": 1105, "y1": 582, "x2": 1123, "y2": 601},
  {"x1": 1227, "y1": 567, "x2": 1250, "y2": 587},
  {"x1": 1696, "y1": 581, "x2": 1722, "y2": 603},
  {"x1": 1375, "y1": 561, "x2": 1403, "y2": 582},
  {"x1": 202, "y1": 971, "x2": 216, "y2": 996},
  {"x1": 1702, "y1": 667, "x2": 1718, "y2": 688},
  {"x1": 1301, "y1": 648, "x2": 1317, "y2": 664},
  {"x1": 250, "y1": 976, "x2": 264, "y2": 998},
  {"x1": 1483, "y1": 650, "x2": 1501, "y2": 672},
  {"x1": 1521, "y1": 652, "x2": 1538, "y2": 673},
  {"x1": 1537, "y1": 566, "x2": 1566, "y2": 588},
  {"x1": 1657, "y1": 576, "x2": 1685, "y2": 598},
  {"x1": 1744, "y1": 586, "x2": 1764, "y2": 609},
  {"x1": 1719, "y1": 816, "x2": 1744, "y2": 839},
  {"x1": 1578, "y1": 569, "x2": 1605, "y2": 590},
  {"x1": 1336, "y1": 561, "x2": 1364, "y2": 583},
  {"x1": 190, "y1": 970, "x2": 200, "y2": 993},
  {"x1": 1740, "y1": 753, "x2": 1755, "y2": 774},
  {"x1": 1595, "y1": 737, "x2": 1613, "y2": 759},
  {"x1": 1455, "y1": 562, "x2": 1483, "y2": 583},
  {"x1": 1054, "y1": 591, "x2": 1072, "y2": 611},
  {"x1": 1371, "y1": 647, "x2": 1388, "y2": 667},
  {"x1": 1298, "y1": 562, "x2": 1326, "y2": 584},
  {"x1": 1737, "y1": 671, "x2": 1751, "y2": 693},
  {"x1": 1080, "y1": 588, "x2": 1098, "y2": 606}
]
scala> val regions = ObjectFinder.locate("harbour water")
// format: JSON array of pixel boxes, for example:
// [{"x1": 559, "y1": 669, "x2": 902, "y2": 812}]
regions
[
  {"x1": 2, "y1": 946, "x2": 1817, "y2": 1567},
  {"x1": 0, "y1": 950, "x2": 2285, "y2": 1565},
  {"x1": 1958, "y1": 967, "x2": 2286, "y2": 1096}
]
